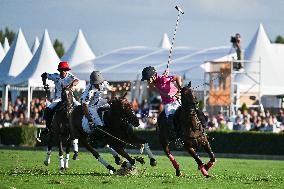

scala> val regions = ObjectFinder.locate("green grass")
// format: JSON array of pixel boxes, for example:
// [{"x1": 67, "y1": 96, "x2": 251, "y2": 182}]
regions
[{"x1": 0, "y1": 149, "x2": 283, "y2": 189}]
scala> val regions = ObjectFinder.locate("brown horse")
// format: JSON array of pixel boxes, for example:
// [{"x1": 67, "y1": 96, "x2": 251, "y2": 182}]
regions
[
  {"x1": 71, "y1": 92, "x2": 157, "y2": 171},
  {"x1": 158, "y1": 81, "x2": 216, "y2": 177}
]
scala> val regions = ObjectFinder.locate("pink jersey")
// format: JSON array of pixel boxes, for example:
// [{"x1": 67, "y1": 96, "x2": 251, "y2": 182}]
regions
[{"x1": 155, "y1": 74, "x2": 178, "y2": 104}]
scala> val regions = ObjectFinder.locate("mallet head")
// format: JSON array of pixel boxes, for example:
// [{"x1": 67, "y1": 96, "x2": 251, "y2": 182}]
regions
[{"x1": 175, "y1": 5, "x2": 184, "y2": 14}]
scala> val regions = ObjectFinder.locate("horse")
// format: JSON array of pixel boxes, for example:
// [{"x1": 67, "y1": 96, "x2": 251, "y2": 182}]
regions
[
  {"x1": 157, "y1": 81, "x2": 216, "y2": 177},
  {"x1": 43, "y1": 87, "x2": 73, "y2": 170},
  {"x1": 70, "y1": 91, "x2": 157, "y2": 172}
]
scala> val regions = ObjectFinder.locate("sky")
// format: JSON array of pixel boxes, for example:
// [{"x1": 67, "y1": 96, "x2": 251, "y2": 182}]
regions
[{"x1": 0, "y1": 0, "x2": 283, "y2": 56}]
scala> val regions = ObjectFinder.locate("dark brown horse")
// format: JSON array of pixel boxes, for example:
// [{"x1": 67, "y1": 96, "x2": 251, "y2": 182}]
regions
[
  {"x1": 43, "y1": 87, "x2": 72, "y2": 170},
  {"x1": 158, "y1": 81, "x2": 216, "y2": 177},
  {"x1": 71, "y1": 92, "x2": 157, "y2": 171}
]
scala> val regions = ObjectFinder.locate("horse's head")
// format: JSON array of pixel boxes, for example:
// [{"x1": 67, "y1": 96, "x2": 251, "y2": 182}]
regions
[
  {"x1": 60, "y1": 86, "x2": 74, "y2": 115},
  {"x1": 110, "y1": 93, "x2": 140, "y2": 127},
  {"x1": 180, "y1": 81, "x2": 198, "y2": 110}
]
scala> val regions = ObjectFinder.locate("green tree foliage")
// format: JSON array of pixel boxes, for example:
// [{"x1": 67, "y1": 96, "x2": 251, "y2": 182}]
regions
[
  {"x1": 53, "y1": 39, "x2": 65, "y2": 58},
  {"x1": 275, "y1": 35, "x2": 284, "y2": 44},
  {"x1": 0, "y1": 27, "x2": 16, "y2": 45}
]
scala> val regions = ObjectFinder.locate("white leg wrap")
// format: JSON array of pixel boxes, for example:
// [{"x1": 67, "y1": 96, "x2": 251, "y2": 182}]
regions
[
  {"x1": 73, "y1": 139, "x2": 79, "y2": 152},
  {"x1": 105, "y1": 145, "x2": 118, "y2": 157},
  {"x1": 59, "y1": 155, "x2": 64, "y2": 168},
  {"x1": 97, "y1": 156, "x2": 110, "y2": 167},
  {"x1": 65, "y1": 154, "x2": 70, "y2": 168},
  {"x1": 44, "y1": 151, "x2": 51, "y2": 165},
  {"x1": 144, "y1": 143, "x2": 155, "y2": 159}
]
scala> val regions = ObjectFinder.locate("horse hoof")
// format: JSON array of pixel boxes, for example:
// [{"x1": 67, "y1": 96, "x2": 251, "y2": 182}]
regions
[
  {"x1": 72, "y1": 153, "x2": 79, "y2": 160},
  {"x1": 176, "y1": 169, "x2": 182, "y2": 177},
  {"x1": 150, "y1": 158, "x2": 157, "y2": 167},
  {"x1": 44, "y1": 160, "x2": 49, "y2": 166},
  {"x1": 107, "y1": 165, "x2": 116, "y2": 174},
  {"x1": 60, "y1": 167, "x2": 65, "y2": 171},
  {"x1": 114, "y1": 155, "x2": 122, "y2": 165},
  {"x1": 134, "y1": 156, "x2": 145, "y2": 165}
]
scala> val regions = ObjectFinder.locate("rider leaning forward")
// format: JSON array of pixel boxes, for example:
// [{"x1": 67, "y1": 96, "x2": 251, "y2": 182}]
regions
[
  {"x1": 41, "y1": 61, "x2": 80, "y2": 134},
  {"x1": 80, "y1": 71, "x2": 113, "y2": 132},
  {"x1": 141, "y1": 66, "x2": 182, "y2": 141}
]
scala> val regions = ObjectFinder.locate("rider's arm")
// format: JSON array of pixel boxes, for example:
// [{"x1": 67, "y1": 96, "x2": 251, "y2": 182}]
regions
[
  {"x1": 173, "y1": 75, "x2": 182, "y2": 90},
  {"x1": 82, "y1": 103, "x2": 93, "y2": 122}
]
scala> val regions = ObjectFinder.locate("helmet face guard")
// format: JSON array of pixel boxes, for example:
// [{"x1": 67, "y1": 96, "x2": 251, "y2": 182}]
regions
[
  {"x1": 141, "y1": 66, "x2": 156, "y2": 81},
  {"x1": 90, "y1": 71, "x2": 104, "y2": 84}
]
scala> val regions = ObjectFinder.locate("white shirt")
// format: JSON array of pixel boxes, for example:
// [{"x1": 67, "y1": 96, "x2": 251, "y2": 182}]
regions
[
  {"x1": 47, "y1": 72, "x2": 78, "y2": 100},
  {"x1": 81, "y1": 81, "x2": 112, "y2": 106}
]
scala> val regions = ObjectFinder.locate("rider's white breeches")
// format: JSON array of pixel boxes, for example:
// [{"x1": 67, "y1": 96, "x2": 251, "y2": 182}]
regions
[{"x1": 47, "y1": 97, "x2": 81, "y2": 109}]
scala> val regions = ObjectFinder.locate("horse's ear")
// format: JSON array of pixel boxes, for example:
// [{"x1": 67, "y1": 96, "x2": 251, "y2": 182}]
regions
[
  {"x1": 123, "y1": 92, "x2": 127, "y2": 98},
  {"x1": 187, "y1": 81, "x2": 191, "y2": 88}
]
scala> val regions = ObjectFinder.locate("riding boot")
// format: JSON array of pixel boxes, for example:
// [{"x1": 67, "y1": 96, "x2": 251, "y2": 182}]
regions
[
  {"x1": 42, "y1": 107, "x2": 54, "y2": 134},
  {"x1": 168, "y1": 115, "x2": 183, "y2": 148}
]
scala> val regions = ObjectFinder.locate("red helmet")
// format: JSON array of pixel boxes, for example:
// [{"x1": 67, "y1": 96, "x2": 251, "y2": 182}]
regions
[{"x1": 58, "y1": 61, "x2": 71, "y2": 71}]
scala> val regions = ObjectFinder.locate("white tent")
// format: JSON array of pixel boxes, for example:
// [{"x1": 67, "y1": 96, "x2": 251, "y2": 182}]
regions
[
  {"x1": 0, "y1": 43, "x2": 5, "y2": 63},
  {"x1": 61, "y1": 29, "x2": 96, "y2": 68},
  {"x1": 3, "y1": 37, "x2": 10, "y2": 53},
  {"x1": 8, "y1": 29, "x2": 59, "y2": 117},
  {"x1": 235, "y1": 24, "x2": 284, "y2": 96},
  {"x1": 72, "y1": 45, "x2": 231, "y2": 87},
  {"x1": 31, "y1": 36, "x2": 40, "y2": 55},
  {"x1": 159, "y1": 33, "x2": 171, "y2": 50},
  {"x1": 0, "y1": 29, "x2": 32, "y2": 112},
  {"x1": 9, "y1": 29, "x2": 59, "y2": 87},
  {"x1": 0, "y1": 29, "x2": 32, "y2": 84}
]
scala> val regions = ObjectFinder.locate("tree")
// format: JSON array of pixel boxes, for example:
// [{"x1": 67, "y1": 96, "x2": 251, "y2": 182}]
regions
[
  {"x1": 0, "y1": 27, "x2": 16, "y2": 45},
  {"x1": 53, "y1": 39, "x2": 65, "y2": 58},
  {"x1": 275, "y1": 35, "x2": 284, "y2": 44}
]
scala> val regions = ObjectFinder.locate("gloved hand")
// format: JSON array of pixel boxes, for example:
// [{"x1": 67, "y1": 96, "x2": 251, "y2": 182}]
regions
[{"x1": 41, "y1": 72, "x2": 47, "y2": 79}]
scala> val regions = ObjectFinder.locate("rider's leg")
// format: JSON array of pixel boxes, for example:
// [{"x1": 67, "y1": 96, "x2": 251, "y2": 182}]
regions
[{"x1": 43, "y1": 101, "x2": 58, "y2": 134}]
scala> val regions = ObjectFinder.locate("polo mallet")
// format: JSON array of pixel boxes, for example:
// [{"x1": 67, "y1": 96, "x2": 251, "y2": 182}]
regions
[{"x1": 166, "y1": 5, "x2": 184, "y2": 75}]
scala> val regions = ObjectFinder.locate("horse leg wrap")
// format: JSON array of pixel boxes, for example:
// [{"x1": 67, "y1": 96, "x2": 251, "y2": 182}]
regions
[
  {"x1": 65, "y1": 154, "x2": 70, "y2": 169},
  {"x1": 44, "y1": 150, "x2": 51, "y2": 166},
  {"x1": 73, "y1": 139, "x2": 79, "y2": 153},
  {"x1": 97, "y1": 156, "x2": 110, "y2": 167},
  {"x1": 168, "y1": 154, "x2": 179, "y2": 170},
  {"x1": 105, "y1": 145, "x2": 119, "y2": 157},
  {"x1": 144, "y1": 143, "x2": 155, "y2": 159},
  {"x1": 59, "y1": 155, "x2": 64, "y2": 169}
]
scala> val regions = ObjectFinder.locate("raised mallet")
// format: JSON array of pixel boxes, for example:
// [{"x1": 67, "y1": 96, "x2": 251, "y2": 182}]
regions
[{"x1": 166, "y1": 5, "x2": 185, "y2": 73}]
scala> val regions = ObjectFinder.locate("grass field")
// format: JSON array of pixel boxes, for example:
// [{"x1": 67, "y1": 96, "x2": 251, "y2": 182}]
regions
[{"x1": 0, "y1": 149, "x2": 283, "y2": 189}]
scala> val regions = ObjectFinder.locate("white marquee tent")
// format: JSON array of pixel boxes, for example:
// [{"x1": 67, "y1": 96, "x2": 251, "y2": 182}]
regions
[
  {"x1": 0, "y1": 43, "x2": 5, "y2": 63},
  {"x1": 31, "y1": 36, "x2": 40, "y2": 55},
  {"x1": 0, "y1": 29, "x2": 32, "y2": 84},
  {"x1": 72, "y1": 45, "x2": 232, "y2": 88},
  {"x1": 3, "y1": 37, "x2": 10, "y2": 53},
  {"x1": 61, "y1": 29, "x2": 96, "y2": 68}
]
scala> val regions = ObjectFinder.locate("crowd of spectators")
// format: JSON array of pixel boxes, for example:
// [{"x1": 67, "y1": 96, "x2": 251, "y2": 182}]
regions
[
  {"x1": 1, "y1": 96, "x2": 284, "y2": 133},
  {"x1": 206, "y1": 109, "x2": 284, "y2": 133},
  {"x1": 0, "y1": 97, "x2": 46, "y2": 128}
]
